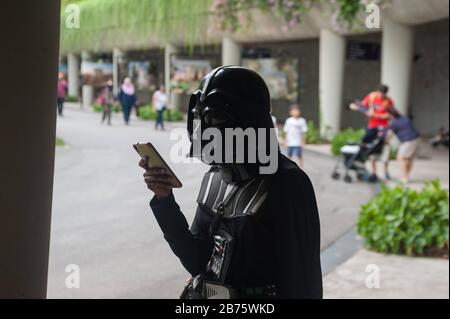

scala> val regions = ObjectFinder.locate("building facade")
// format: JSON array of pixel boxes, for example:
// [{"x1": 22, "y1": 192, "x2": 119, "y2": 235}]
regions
[{"x1": 62, "y1": 0, "x2": 449, "y2": 137}]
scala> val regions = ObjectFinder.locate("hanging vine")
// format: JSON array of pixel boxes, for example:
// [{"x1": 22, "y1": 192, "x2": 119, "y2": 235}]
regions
[
  {"x1": 211, "y1": 0, "x2": 388, "y2": 33},
  {"x1": 60, "y1": 0, "x2": 211, "y2": 53},
  {"x1": 60, "y1": 0, "x2": 387, "y2": 53}
]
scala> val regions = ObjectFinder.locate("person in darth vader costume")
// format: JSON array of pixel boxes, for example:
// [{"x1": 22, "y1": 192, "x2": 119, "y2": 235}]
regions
[{"x1": 139, "y1": 66, "x2": 322, "y2": 299}]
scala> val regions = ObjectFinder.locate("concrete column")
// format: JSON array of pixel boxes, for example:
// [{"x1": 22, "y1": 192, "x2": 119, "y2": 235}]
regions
[
  {"x1": 81, "y1": 51, "x2": 93, "y2": 109},
  {"x1": 319, "y1": 29, "x2": 346, "y2": 139},
  {"x1": 381, "y1": 17, "x2": 414, "y2": 115},
  {"x1": 82, "y1": 85, "x2": 94, "y2": 110},
  {"x1": 113, "y1": 48, "x2": 124, "y2": 95},
  {"x1": 0, "y1": 1, "x2": 60, "y2": 298},
  {"x1": 165, "y1": 43, "x2": 178, "y2": 108},
  {"x1": 222, "y1": 37, "x2": 242, "y2": 66},
  {"x1": 67, "y1": 53, "x2": 79, "y2": 98}
]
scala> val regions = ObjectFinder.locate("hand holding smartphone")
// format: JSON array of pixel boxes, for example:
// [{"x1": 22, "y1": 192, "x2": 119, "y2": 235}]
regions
[{"x1": 134, "y1": 142, "x2": 182, "y2": 188}]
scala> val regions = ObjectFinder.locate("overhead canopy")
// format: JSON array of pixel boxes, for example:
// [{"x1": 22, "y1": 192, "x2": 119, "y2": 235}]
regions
[{"x1": 60, "y1": 0, "x2": 449, "y2": 54}]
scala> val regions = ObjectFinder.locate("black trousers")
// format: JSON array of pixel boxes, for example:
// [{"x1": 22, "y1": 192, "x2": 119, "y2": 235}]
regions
[
  {"x1": 57, "y1": 97, "x2": 64, "y2": 116},
  {"x1": 155, "y1": 109, "x2": 165, "y2": 129},
  {"x1": 102, "y1": 104, "x2": 112, "y2": 125}
]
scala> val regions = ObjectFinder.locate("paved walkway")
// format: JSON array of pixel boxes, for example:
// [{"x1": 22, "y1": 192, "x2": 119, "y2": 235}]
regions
[
  {"x1": 48, "y1": 106, "x2": 375, "y2": 298},
  {"x1": 324, "y1": 249, "x2": 449, "y2": 299},
  {"x1": 307, "y1": 144, "x2": 449, "y2": 299},
  {"x1": 306, "y1": 142, "x2": 449, "y2": 190}
]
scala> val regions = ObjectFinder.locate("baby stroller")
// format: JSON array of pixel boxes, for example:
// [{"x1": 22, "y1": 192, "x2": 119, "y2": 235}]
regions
[{"x1": 331, "y1": 128, "x2": 386, "y2": 183}]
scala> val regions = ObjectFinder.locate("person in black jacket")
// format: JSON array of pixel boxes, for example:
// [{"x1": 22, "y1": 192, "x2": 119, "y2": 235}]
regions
[{"x1": 139, "y1": 66, "x2": 322, "y2": 299}]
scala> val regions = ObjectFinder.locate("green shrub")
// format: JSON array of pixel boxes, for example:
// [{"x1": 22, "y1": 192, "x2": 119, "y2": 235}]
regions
[
  {"x1": 113, "y1": 103, "x2": 121, "y2": 113},
  {"x1": 165, "y1": 109, "x2": 184, "y2": 122},
  {"x1": 138, "y1": 105, "x2": 184, "y2": 122},
  {"x1": 55, "y1": 137, "x2": 65, "y2": 147},
  {"x1": 331, "y1": 128, "x2": 365, "y2": 156},
  {"x1": 138, "y1": 105, "x2": 156, "y2": 120},
  {"x1": 65, "y1": 95, "x2": 78, "y2": 102},
  {"x1": 172, "y1": 81, "x2": 190, "y2": 93},
  {"x1": 389, "y1": 145, "x2": 398, "y2": 160},
  {"x1": 92, "y1": 103, "x2": 103, "y2": 113},
  {"x1": 357, "y1": 180, "x2": 449, "y2": 256},
  {"x1": 306, "y1": 120, "x2": 321, "y2": 144}
]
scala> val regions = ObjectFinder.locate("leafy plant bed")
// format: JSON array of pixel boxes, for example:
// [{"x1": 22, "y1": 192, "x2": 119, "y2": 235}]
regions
[
  {"x1": 65, "y1": 95, "x2": 79, "y2": 102},
  {"x1": 92, "y1": 103, "x2": 103, "y2": 113},
  {"x1": 357, "y1": 180, "x2": 449, "y2": 258},
  {"x1": 306, "y1": 121, "x2": 328, "y2": 145},
  {"x1": 55, "y1": 137, "x2": 65, "y2": 147},
  {"x1": 331, "y1": 128, "x2": 365, "y2": 156},
  {"x1": 138, "y1": 105, "x2": 184, "y2": 122}
]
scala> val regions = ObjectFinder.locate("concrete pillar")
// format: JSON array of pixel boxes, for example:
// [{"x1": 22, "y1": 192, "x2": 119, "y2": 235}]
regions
[
  {"x1": 113, "y1": 48, "x2": 124, "y2": 95},
  {"x1": 67, "y1": 53, "x2": 79, "y2": 98},
  {"x1": 81, "y1": 51, "x2": 93, "y2": 109},
  {"x1": 0, "y1": 1, "x2": 60, "y2": 298},
  {"x1": 222, "y1": 37, "x2": 242, "y2": 66},
  {"x1": 319, "y1": 29, "x2": 346, "y2": 139},
  {"x1": 82, "y1": 85, "x2": 94, "y2": 110},
  {"x1": 165, "y1": 43, "x2": 178, "y2": 108},
  {"x1": 381, "y1": 17, "x2": 414, "y2": 115}
]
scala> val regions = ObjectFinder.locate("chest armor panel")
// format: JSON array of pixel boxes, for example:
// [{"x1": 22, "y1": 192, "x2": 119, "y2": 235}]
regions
[
  {"x1": 196, "y1": 169, "x2": 269, "y2": 218},
  {"x1": 196, "y1": 169, "x2": 270, "y2": 282}
]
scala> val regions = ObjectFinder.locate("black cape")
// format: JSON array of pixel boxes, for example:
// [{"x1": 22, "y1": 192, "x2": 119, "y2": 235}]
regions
[{"x1": 150, "y1": 155, "x2": 323, "y2": 298}]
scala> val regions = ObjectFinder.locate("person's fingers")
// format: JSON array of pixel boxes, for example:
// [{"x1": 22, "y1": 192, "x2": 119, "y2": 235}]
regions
[
  {"x1": 150, "y1": 186, "x2": 172, "y2": 197},
  {"x1": 144, "y1": 175, "x2": 172, "y2": 184},
  {"x1": 149, "y1": 183, "x2": 172, "y2": 190},
  {"x1": 145, "y1": 180, "x2": 172, "y2": 189},
  {"x1": 145, "y1": 167, "x2": 167, "y2": 174},
  {"x1": 143, "y1": 173, "x2": 172, "y2": 182},
  {"x1": 144, "y1": 168, "x2": 170, "y2": 176},
  {"x1": 138, "y1": 157, "x2": 150, "y2": 170},
  {"x1": 143, "y1": 171, "x2": 169, "y2": 179}
]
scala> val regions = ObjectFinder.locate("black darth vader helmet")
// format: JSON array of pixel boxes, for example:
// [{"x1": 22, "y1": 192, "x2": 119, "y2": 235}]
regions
[
  {"x1": 187, "y1": 66, "x2": 278, "y2": 182},
  {"x1": 187, "y1": 66, "x2": 274, "y2": 137}
]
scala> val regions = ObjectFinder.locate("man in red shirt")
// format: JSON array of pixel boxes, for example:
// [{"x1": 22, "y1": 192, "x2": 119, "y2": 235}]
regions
[
  {"x1": 360, "y1": 85, "x2": 393, "y2": 129},
  {"x1": 350, "y1": 85, "x2": 395, "y2": 181}
]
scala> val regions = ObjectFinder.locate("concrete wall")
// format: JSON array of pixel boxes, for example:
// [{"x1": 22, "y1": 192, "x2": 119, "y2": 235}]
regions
[
  {"x1": 244, "y1": 36, "x2": 383, "y2": 130},
  {"x1": 410, "y1": 19, "x2": 449, "y2": 136},
  {"x1": 243, "y1": 40, "x2": 320, "y2": 125},
  {"x1": 298, "y1": 40, "x2": 320, "y2": 126},
  {"x1": 342, "y1": 33, "x2": 382, "y2": 130}
]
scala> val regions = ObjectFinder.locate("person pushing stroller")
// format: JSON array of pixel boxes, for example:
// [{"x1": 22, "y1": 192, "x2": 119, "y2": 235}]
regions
[{"x1": 350, "y1": 85, "x2": 396, "y2": 182}]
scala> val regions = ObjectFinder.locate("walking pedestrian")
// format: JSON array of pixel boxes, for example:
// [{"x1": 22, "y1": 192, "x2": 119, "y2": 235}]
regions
[
  {"x1": 387, "y1": 110, "x2": 421, "y2": 184},
  {"x1": 283, "y1": 104, "x2": 308, "y2": 168},
  {"x1": 56, "y1": 72, "x2": 67, "y2": 117},
  {"x1": 351, "y1": 85, "x2": 395, "y2": 181},
  {"x1": 101, "y1": 79, "x2": 114, "y2": 125},
  {"x1": 118, "y1": 77, "x2": 136, "y2": 125},
  {"x1": 152, "y1": 85, "x2": 167, "y2": 130}
]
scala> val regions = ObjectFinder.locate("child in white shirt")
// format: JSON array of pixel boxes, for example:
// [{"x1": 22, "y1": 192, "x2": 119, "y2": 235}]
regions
[{"x1": 284, "y1": 105, "x2": 308, "y2": 168}]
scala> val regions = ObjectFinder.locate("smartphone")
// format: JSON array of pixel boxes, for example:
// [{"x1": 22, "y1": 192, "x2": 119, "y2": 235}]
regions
[{"x1": 133, "y1": 142, "x2": 183, "y2": 188}]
